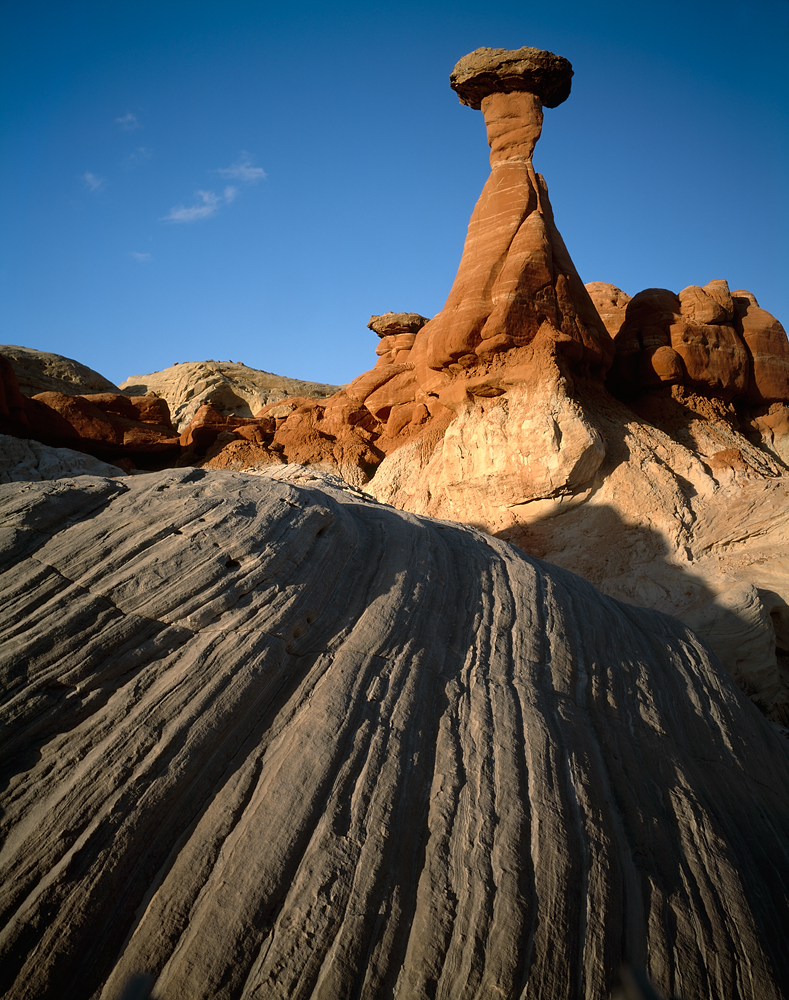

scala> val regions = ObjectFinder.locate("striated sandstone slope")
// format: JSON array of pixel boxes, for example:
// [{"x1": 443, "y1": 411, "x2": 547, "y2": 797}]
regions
[
  {"x1": 120, "y1": 360, "x2": 344, "y2": 432},
  {"x1": 1, "y1": 466, "x2": 788, "y2": 1000}
]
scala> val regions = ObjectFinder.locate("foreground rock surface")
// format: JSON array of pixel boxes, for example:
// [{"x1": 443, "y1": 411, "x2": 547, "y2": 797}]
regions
[
  {"x1": 0, "y1": 433, "x2": 124, "y2": 482},
  {"x1": 1, "y1": 467, "x2": 788, "y2": 999}
]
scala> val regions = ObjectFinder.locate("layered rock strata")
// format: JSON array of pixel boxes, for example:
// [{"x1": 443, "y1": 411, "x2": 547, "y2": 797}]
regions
[
  {"x1": 368, "y1": 312, "x2": 428, "y2": 368},
  {"x1": 1, "y1": 356, "x2": 180, "y2": 470},
  {"x1": 1, "y1": 467, "x2": 788, "y2": 999},
  {"x1": 316, "y1": 45, "x2": 617, "y2": 496},
  {"x1": 120, "y1": 360, "x2": 343, "y2": 432},
  {"x1": 409, "y1": 46, "x2": 610, "y2": 388},
  {"x1": 341, "y1": 50, "x2": 789, "y2": 725}
]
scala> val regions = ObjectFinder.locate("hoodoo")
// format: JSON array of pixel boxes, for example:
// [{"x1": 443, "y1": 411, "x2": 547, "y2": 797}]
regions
[
  {"x1": 2, "y1": 47, "x2": 789, "y2": 999},
  {"x1": 414, "y1": 45, "x2": 610, "y2": 378}
]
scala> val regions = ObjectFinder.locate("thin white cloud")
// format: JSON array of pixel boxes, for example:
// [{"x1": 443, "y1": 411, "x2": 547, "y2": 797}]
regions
[
  {"x1": 125, "y1": 146, "x2": 152, "y2": 167},
  {"x1": 161, "y1": 158, "x2": 257, "y2": 224},
  {"x1": 82, "y1": 171, "x2": 106, "y2": 192},
  {"x1": 216, "y1": 152, "x2": 266, "y2": 183},
  {"x1": 116, "y1": 113, "x2": 141, "y2": 130},
  {"x1": 161, "y1": 188, "x2": 232, "y2": 223},
  {"x1": 131, "y1": 251, "x2": 152, "y2": 262}
]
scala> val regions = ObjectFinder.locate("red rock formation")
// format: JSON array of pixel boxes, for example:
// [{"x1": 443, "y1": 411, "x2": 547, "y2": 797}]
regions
[
  {"x1": 191, "y1": 48, "x2": 625, "y2": 479},
  {"x1": 213, "y1": 45, "x2": 614, "y2": 485},
  {"x1": 410, "y1": 48, "x2": 611, "y2": 391},
  {"x1": 733, "y1": 291, "x2": 789, "y2": 404},
  {"x1": 608, "y1": 280, "x2": 789, "y2": 404},
  {"x1": 1, "y1": 354, "x2": 95, "y2": 450},
  {"x1": 179, "y1": 403, "x2": 275, "y2": 451},
  {"x1": 0, "y1": 355, "x2": 31, "y2": 434},
  {"x1": 30, "y1": 391, "x2": 180, "y2": 460},
  {"x1": 0, "y1": 356, "x2": 180, "y2": 468},
  {"x1": 368, "y1": 312, "x2": 427, "y2": 367},
  {"x1": 174, "y1": 393, "x2": 385, "y2": 485},
  {"x1": 584, "y1": 282, "x2": 631, "y2": 338}
]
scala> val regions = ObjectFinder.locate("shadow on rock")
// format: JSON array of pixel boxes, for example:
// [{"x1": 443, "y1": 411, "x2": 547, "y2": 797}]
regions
[{"x1": 490, "y1": 495, "x2": 789, "y2": 727}]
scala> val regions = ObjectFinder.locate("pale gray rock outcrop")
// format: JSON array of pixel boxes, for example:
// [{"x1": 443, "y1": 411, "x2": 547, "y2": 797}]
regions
[
  {"x1": 0, "y1": 344, "x2": 121, "y2": 396},
  {"x1": 120, "y1": 360, "x2": 344, "y2": 431},
  {"x1": 0, "y1": 433, "x2": 125, "y2": 482},
  {"x1": 1, "y1": 467, "x2": 788, "y2": 999},
  {"x1": 367, "y1": 383, "x2": 789, "y2": 725}
]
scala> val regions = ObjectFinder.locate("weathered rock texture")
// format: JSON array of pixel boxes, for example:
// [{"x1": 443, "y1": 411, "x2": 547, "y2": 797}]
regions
[
  {"x1": 368, "y1": 313, "x2": 429, "y2": 368},
  {"x1": 0, "y1": 344, "x2": 121, "y2": 396},
  {"x1": 173, "y1": 392, "x2": 384, "y2": 488},
  {"x1": 449, "y1": 45, "x2": 574, "y2": 110},
  {"x1": 366, "y1": 369, "x2": 789, "y2": 723},
  {"x1": 408, "y1": 47, "x2": 610, "y2": 383},
  {"x1": 585, "y1": 282, "x2": 631, "y2": 338},
  {"x1": 29, "y1": 391, "x2": 180, "y2": 461},
  {"x1": 120, "y1": 360, "x2": 343, "y2": 432},
  {"x1": 1, "y1": 467, "x2": 788, "y2": 1000},
  {"x1": 1, "y1": 353, "x2": 179, "y2": 471},
  {"x1": 5, "y1": 43, "x2": 789, "y2": 736},
  {"x1": 0, "y1": 433, "x2": 124, "y2": 482},
  {"x1": 606, "y1": 281, "x2": 789, "y2": 404},
  {"x1": 188, "y1": 44, "x2": 614, "y2": 491},
  {"x1": 317, "y1": 49, "x2": 789, "y2": 725},
  {"x1": 216, "y1": 44, "x2": 613, "y2": 498}
]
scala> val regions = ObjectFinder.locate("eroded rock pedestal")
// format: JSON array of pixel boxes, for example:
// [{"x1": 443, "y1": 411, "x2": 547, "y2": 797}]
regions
[
  {"x1": 416, "y1": 47, "x2": 609, "y2": 377},
  {"x1": 341, "y1": 46, "x2": 615, "y2": 517}
]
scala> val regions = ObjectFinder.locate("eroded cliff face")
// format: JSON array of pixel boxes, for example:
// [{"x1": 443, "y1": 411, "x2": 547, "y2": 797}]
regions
[{"x1": 1, "y1": 466, "x2": 788, "y2": 1000}]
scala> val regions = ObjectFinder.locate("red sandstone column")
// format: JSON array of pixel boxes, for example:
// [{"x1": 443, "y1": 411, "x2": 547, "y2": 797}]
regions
[{"x1": 411, "y1": 46, "x2": 612, "y2": 394}]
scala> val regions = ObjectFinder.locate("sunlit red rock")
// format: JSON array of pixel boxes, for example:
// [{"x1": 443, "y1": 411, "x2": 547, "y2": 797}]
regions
[
  {"x1": 31, "y1": 391, "x2": 180, "y2": 458},
  {"x1": 584, "y1": 282, "x2": 631, "y2": 338},
  {"x1": 733, "y1": 291, "x2": 789, "y2": 404},
  {"x1": 410, "y1": 51, "x2": 611, "y2": 387},
  {"x1": 607, "y1": 280, "x2": 786, "y2": 402}
]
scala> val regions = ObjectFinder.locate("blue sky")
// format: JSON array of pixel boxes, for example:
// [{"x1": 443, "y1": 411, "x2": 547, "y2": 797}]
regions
[{"x1": 1, "y1": 0, "x2": 787, "y2": 387}]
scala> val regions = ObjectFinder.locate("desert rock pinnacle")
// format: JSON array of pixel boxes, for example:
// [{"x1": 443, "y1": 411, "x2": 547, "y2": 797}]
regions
[{"x1": 409, "y1": 44, "x2": 610, "y2": 384}]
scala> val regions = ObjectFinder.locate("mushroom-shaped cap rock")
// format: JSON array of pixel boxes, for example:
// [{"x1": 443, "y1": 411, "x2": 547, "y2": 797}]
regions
[
  {"x1": 450, "y1": 46, "x2": 573, "y2": 110},
  {"x1": 367, "y1": 312, "x2": 430, "y2": 338}
]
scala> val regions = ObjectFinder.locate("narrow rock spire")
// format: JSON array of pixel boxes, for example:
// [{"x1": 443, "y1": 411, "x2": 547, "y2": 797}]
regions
[{"x1": 409, "y1": 46, "x2": 611, "y2": 389}]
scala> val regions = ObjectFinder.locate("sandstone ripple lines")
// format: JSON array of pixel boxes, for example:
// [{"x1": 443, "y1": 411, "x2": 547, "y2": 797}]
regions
[{"x1": 0, "y1": 468, "x2": 788, "y2": 999}]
